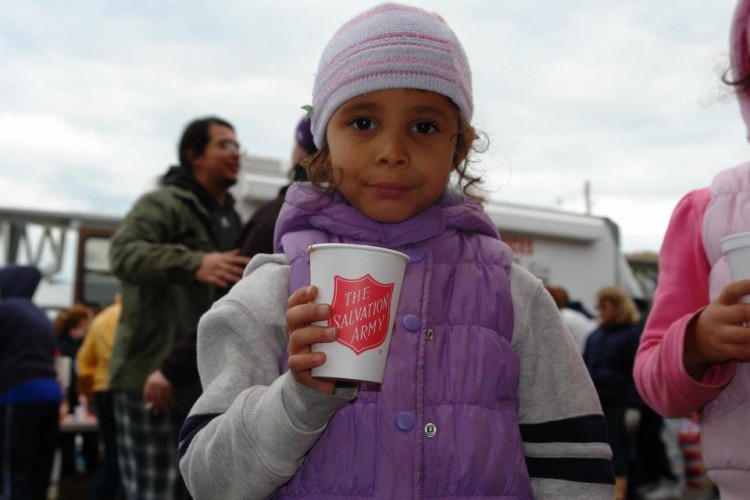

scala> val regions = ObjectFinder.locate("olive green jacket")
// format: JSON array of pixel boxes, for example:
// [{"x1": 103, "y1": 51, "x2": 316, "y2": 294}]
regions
[{"x1": 108, "y1": 184, "x2": 240, "y2": 392}]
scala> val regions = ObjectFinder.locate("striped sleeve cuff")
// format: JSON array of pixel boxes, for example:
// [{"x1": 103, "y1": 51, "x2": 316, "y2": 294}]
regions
[{"x1": 520, "y1": 414, "x2": 614, "y2": 485}]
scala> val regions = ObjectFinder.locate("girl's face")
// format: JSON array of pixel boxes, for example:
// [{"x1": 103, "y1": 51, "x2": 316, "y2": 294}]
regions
[{"x1": 325, "y1": 88, "x2": 459, "y2": 223}]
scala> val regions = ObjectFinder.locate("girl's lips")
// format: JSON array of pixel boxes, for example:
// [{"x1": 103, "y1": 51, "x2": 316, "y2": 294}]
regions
[{"x1": 368, "y1": 182, "x2": 411, "y2": 198}]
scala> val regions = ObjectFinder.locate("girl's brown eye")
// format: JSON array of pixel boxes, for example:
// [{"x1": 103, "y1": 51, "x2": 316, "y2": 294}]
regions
[
  {"x1": 352, "y1": 118, "x2": 374, "y2": 130},
  {"x1": 413, "y1": 122, "x2": 436, "y2": 134}
]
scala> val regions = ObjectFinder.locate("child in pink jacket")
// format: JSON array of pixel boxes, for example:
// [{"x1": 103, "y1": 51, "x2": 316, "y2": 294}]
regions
[{"x1": 634, "y1": 1, "x2": 750, "y2": 497}]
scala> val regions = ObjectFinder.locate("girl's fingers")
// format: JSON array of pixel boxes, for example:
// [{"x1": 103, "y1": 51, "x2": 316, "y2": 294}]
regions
[
  {"x1": 717, "y1": 279, "x2": 750, "y2": 305},
  {"x1": 288, "y1": 326, "x2": 337, "y2": 354},
  {"x1": 286, "y1": 303, "x2": 332, "y2": 332},
  {"x1": 714, "y1": 303, "x2": 750, "y2": 329},
  {"x1": 288, "y1": 351, "x2": 326, "y2": 373},
  {"x1": 288, "y1": 285, "x2": 317, "y2": 308},
  {"x1": 285, "y1": 285, "x2": 338, "y2": 394},
  {"x1": 721, "y1": 322, "x2": 750, "y2": 340}
]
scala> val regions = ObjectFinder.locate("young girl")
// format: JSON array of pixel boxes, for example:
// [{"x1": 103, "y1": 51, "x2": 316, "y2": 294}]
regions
[
  {"x1": 634, "y1": 1, "x2": 750, "y2": 498},
  {"x1": 179, "y1": 4, "x2": 613, "y2": 498}
]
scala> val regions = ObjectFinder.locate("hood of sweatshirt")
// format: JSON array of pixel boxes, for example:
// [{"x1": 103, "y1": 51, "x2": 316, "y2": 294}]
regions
[{"x1": 0, "y1": 265, "x2": 42, "y2": 300}]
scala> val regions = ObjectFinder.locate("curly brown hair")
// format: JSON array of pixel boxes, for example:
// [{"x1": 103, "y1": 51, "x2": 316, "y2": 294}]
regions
[
  {"x1": 303, "y1": 111, "x2": 487, "y2": 200},
  {"x1": 54, "y1": 303, "x2": 92, "y2": 338}
]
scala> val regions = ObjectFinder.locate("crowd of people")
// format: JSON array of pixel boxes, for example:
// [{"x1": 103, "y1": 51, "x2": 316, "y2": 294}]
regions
[
  {"x1": 5, "y1": 0, "x2": 750, "y2": 499},
  {"x1": 0, "y1": 113, "x2": 313, "y2": 500}
]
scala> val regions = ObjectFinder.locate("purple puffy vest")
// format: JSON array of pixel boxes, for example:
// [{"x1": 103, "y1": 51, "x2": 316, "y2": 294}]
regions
[{"x1": 273, "y1": 185, "x2": 532, "y2": 499}]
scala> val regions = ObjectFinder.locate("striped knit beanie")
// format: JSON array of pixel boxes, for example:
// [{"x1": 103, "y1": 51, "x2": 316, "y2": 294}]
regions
[{"x1": 311, "y1": 3, "x2": 473, "y2": 148}]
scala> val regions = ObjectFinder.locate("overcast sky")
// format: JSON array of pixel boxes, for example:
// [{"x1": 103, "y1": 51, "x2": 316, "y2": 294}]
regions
[{"x1": 1, "y1": 1, "x2": 746, "y2": 253}]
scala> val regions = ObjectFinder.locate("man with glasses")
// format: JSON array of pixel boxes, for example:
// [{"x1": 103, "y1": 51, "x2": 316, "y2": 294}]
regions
[{"x1": 108, "y1": 116, "x2": 250, "y2": 500}]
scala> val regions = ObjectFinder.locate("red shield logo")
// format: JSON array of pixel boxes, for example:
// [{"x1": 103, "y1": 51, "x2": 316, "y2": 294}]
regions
[{"x1": 329, "y1": 274, "x2": 394, "y2": 355}]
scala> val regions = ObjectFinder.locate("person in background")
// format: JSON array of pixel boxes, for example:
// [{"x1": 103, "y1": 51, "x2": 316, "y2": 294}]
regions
[
  {"x1": 138, "y1": 116, "x2": 319, "y2": 467},
  {"x1": 109, "y1": 116, "x2": 249, "y2": 500},
  {"x1": 549, "y1": 284, "x2": 595, "y2": 319},
  {"x1": 76, "y1": 294, "x2": 123, "y2": 499},
  {"x1": 545, "y1": 284, "x2": 598, "y2": 354},
  {"x1": 0, "y1": 264, "x2": 61, "y2": 500},
  {"x1": 583, "y1": 286, "x2": 642, "y2": 500},
  {"x1": 54, "y1": 302, "x2": 97, "y2": 478},
  {"x1": 236, "y1": 115, "x2": 317, "y2": 258},
  {"x1": 179, "y1": 4, "x2": 613, "y2": 498},
  {"x1": 633, "y1": 1, "x2": 750, "y2": 498}
]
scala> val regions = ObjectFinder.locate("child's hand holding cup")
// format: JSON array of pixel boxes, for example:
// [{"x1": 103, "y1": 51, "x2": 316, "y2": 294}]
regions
[{"x1": 308, "y1": 243, "x2": 409, "y2": 384}]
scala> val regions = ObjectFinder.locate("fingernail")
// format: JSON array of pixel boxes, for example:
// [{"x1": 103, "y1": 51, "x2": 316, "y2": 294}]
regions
[
  {"x1": 325, "y1": 327, "x2": 337, "y2": 339},
  {"x1": 317, "y1": 304, "x2": 330, "y2": 316},
  {"x1": 313, "y1": 353, "x2": 325, "y2": 363}
]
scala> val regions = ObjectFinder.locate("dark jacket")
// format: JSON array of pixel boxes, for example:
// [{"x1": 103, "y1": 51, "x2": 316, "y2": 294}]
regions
[
  {"x1": 236, "y1": 185, "x2": 288, "y2": 258},
  {"x1": 0, "y1": 265, "x2": 60, "y2": 402},
  {"x1": 236, "y1": 165, "x2": 307, "y2": 258},
  {"x1": 583, "y1": 321, "x2": 642, "y2": 406}
]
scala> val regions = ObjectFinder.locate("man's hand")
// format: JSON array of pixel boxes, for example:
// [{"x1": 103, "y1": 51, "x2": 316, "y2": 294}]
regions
[
  {"x1": 143, "y1": 369, "x2": 175, "y2": 415},
  {"x1": 195, "y1": 249, "x2": 250, "y2": 288}
]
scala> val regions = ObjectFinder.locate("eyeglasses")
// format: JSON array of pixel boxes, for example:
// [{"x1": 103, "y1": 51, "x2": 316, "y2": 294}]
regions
[{"x1": 217, "y1": 140, "x2": 241, "y2": 152}]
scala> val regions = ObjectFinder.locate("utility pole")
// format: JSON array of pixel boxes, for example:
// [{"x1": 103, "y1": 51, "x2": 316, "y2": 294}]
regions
[{"x1": 584, "y1": 180, "x2": 592, "y2": 215}]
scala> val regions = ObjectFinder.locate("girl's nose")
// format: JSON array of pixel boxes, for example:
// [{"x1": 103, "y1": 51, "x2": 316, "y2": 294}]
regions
[{"x1": 375, "y1": 133, "x2": 409, "y2": 167}]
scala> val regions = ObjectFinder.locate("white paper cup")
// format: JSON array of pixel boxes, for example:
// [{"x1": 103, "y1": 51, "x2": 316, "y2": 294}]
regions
[
  {"x1": 721, "y1": 232, "x2": 750, "y2": 280},
  {"x1": 721, "y1": 232, "x2": 750, "y2": 303},
  {"x1": 309, "y1": 243, "x2": 409, "y2": 383}
]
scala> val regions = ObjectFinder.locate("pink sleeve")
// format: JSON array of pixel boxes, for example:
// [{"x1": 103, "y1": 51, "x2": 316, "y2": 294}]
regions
[{"x1": 634, "y1": 188, "x2": 736, "y2": 417}]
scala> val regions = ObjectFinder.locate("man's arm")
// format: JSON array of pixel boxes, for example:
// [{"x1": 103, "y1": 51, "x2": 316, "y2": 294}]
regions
[{"x1": 110, "y1": 192, "x2": 205, "y2": 285}]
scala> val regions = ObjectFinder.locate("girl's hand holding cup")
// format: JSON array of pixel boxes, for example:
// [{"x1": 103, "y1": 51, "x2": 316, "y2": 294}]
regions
[
  {"x1": 685, "y1": 232, "x2": 750, "y2": 379},
  {"x1": 286, "y1": 285, "x2": 338, "y2": 394}
]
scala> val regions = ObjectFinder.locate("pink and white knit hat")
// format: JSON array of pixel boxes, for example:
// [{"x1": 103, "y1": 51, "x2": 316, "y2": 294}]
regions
[{"x1": 310, "y1": 3, "x2": 473, "y2": 148}]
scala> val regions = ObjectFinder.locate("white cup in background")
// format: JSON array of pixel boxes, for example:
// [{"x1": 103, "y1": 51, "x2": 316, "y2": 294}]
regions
[
  {"x1": 720, "y1": 232, "x2": 750, "y2": 303},
  {"x1": 55, "y1": 356, "x2": 71, "y2": 391}
]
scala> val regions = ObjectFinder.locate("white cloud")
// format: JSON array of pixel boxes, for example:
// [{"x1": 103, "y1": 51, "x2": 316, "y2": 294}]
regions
[{"x1": 0, "y1": 0, "x2": 744, "y2": 253}]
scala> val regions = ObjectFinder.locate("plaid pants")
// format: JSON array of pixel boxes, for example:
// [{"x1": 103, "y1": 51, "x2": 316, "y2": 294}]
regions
[{"x1": 114, "y1": 390, "x2": 179, "y2": 500}]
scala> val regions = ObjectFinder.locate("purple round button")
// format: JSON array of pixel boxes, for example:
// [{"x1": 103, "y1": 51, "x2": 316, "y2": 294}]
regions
[
  {"x1": 396, "y1": 412, "x2": 415, "y2": 431},
  {"x1": 402, "y1": 314, "x2": 421, "y2": 332},
  {"x1": 408, "y1": 249, "x2": 426, "y2": 263}
]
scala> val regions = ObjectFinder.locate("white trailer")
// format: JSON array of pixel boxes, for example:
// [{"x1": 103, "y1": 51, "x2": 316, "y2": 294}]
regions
[{"x1": 485, "y1": 203, "x2": 642, "y2": 313}]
